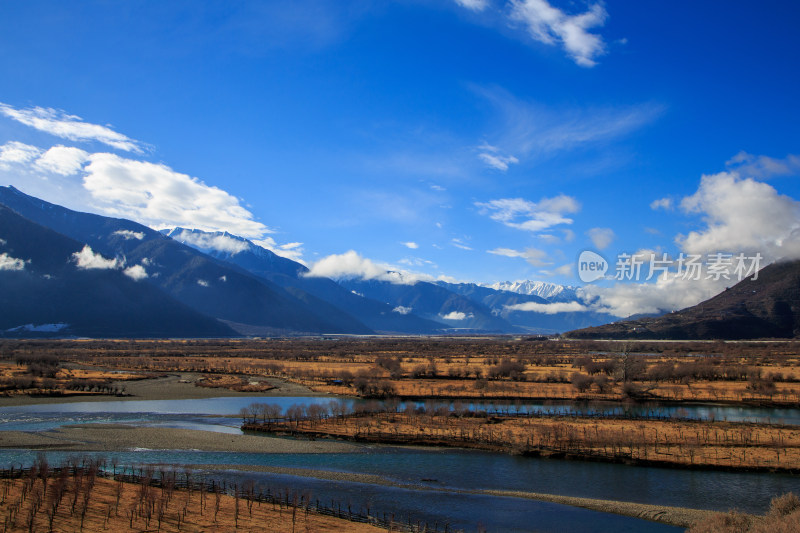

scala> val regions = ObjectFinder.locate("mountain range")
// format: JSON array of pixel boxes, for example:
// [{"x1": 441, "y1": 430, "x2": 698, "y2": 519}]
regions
[
  {"x1": 481, "y1": 280, "x2": 578, "y2": 301},
  {"x1": 0, "y1": 203, "x2": 234, "y2": 338},
  {"x1": 0, "y1": 186, "x2": 601, "y2": 337},
  {"x1": 7, "y1": 185, "x2": 794, "y2": 339}
]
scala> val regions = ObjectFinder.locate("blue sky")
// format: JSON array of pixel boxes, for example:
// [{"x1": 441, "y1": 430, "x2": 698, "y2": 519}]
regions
[{"x1": 1, "y1": 1, "x2": 799, "y2": 316}]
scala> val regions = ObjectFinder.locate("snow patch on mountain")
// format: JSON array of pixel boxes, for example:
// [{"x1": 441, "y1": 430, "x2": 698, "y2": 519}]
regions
[
  {"x1": 7, "y1": 323, "x2": 68, "y2": 333},
  {"x1": 483, "y1": 280, "x2": 577, "y2": 301}
]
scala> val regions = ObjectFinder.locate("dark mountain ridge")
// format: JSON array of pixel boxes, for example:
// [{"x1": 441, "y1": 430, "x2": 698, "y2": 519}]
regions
[
  {"x1": 164, "y1": 227, "x2": 446, "y2": 334},
  {"x1": 0, "y1": 205, "x2": 234, "y2": 338},
  {"x1": 0, "y1": 186, "x2": 372, "y2": 335},
  {"x1": 565, "y1": 259, "x2": 800, "y2": 340}
]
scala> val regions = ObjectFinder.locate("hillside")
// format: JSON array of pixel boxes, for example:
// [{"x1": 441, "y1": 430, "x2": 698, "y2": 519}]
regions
[
  {"x1": 165, "y1": 228, "x2": 446, "y2": 334},
  {"x1": 565, "y1": 260, "x2": 800, "y2": 340},
  {"x1": 0, "y1": 186, "x2": 372, "y2": 336},
  {"x1": 0, "y1": 205, "x2": 235, "y2": 338}
]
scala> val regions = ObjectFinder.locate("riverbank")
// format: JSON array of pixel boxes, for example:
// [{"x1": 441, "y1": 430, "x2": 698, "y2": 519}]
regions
[
  {"x1": 0, "y1": 424, "x2": 362, "y2": 453},
  {"x1": 177, "y1": 463, "x2": 714, "y2": 528},
  {"x1": 0, "y1": 372, "x2": 332, "y2": 406},
  {"x1": 246, "y1": 411, "x2": 800, "y2": 473}
]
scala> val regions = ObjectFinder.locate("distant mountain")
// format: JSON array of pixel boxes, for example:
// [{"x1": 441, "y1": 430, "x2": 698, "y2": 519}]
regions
[
  {"x1": 163, "y1": 228, "x2": 304, "y2": 279},
  {"x1": 0, "y1": 186, "x2": 372, "y2": 335},
  {"x1": 0, "y1": 186, "x2": 628, "y2": 337},
  {"x1": 338, "y1": 278, "x2": 519, "y2": 332},
  {"x1": 482, "y1": 280, "x2": 578, "y2": 302},
  {"x1": 565, "y1": 260, "x2": 800, "y2": 340},
  {"x1": 438, "y1": 280, "x2": 616, "y2": 334},
  {"x1": 165, "y1": 228, "x2": 445, "y2": 334},
  {"x1": 0, "y1": 205, "x2": 234, "y2": 338}
]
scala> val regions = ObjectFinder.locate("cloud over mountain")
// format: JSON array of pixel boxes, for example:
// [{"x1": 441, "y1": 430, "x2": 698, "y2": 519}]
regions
[
  {"x1": 71, "y1": 245, "x2": 122, "y2": 270},
  {"x1": 0, "y1": 252, "x2": 26, "y2": 271}
]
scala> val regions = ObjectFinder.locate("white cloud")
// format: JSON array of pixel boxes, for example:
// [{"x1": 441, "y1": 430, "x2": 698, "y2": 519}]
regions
[
  {"x1": 398, "y1": 257, "x2": 435, "y2": 268},
  {"x1": 476, "y1": 194, "x2": 580, "y2": 232},
  {"x1": 123, "y1": 264, "x2": 148, "y2": 281},
  {"x1": 576, "y1": 171, "x2": 800, "y2": 317},
  {"x1": 487, "y1": 247, "x2": 550, "y2": 266},
  {"x1": 0, "y1": 141, "x2": 42, "y2": 169},
  {"x1": 473, "y1": 86, "x2": 662, "y2": 159},
  {"x1": 197, "y1": 279, "x2": 210, "y2": 287},
  {"x1": 579, "y1": 274, "x2": 727, "y2": 318},
  {"x1": 650, "y1": 197, "x2": 672, "y2": 210},
  {"x1": 0, "y1": 103, "x2": 295, "y2": 256},
  {"x1": 587, "y1": 227, "x2": 615, "y2": 250},
  {"x1": 112, "y1": 229, "x2": 145, "y2": 241},
  {"x1": 726, "y1": 151, "x2": 800, "y2": 179},
  {"x1": 0, "y1": 102, "x2": 146, "y2": 153},
  {"x1": 451, "y1": 238, "x2": 473, "y2": 250},
  {"x1": 34, "y1": 145, "x2": 89, "y2": 176},
  {"x1": 678, "y1": 172, "x2": 800, "y2": 260},
  {"x1": 454, "y1": 0, "x2": 488, "y2": 11},
  {"x1": 539, "y1": 262, "x2": 573, "y2": 277},
  {"x1": 509, "y1": 0, "x2": 608, "y2": 67},
  {"x1": 170, "y1": 228, "x2": 250, "y2": 255},
  {"x1": 252, "y1": 237, "x2": 305, "y2": 263},
  {"x1": 274, "y1": 241, "x2": 304, "y2": 262},
  {"x1": 536, "y1": 234, "x2": 558, "y2": 244},
  {"x1": 440, "y1": 311, "x2": 473, "y2": 320},
  {"x1": 304, "y1": 250, "x2": 436, "y2": 285},
  {"x1": 304, "y1": 250, "x2": 395, "y2": 282},
  {"x1": 393, "y1": 305, "x2": 413, "y2": 315},
  {"x1": 71, "y1": 245, "x2": 122, "y2": 270},
  {"x1": 478, "y1": 152, "x2": 519, "y2": 171},
  {"x1": 402, "y1": 241, "x2": 419, "y2": 249},
  {"x1": 505, "y1": 301, "x2": 588, "y2": 314},
  {"x1": 82, "y1": 153, "x2": 272, "y2": 239},
  {"x1": 0, "y1": 253, "x2": 26, "y2": 271},
  {"x1": 554, "y1": 263, "x2": 573, "y2": 276}
]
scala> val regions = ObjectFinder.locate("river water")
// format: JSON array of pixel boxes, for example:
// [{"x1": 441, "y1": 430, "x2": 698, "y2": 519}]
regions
[{"x1": 2, "y1": 396, "x2": 800, "y2": 532}]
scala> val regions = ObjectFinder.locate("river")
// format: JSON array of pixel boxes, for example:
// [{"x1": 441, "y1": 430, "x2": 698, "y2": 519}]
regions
[{"x1": 2, "y1": 396, "x2": 800, "y2": 532}]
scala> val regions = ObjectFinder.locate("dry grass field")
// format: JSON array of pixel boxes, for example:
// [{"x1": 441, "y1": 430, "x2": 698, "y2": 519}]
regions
[
  {"x1": 4, "y1": 338, "x2": 798, "y2": 406},
  {"x1": 0, "y1": 467, "x2": 385, "y2": 533},
  {"x1": 0, "y1": 359, "x2": 145, "y2": 399},
  {"x1": 247, "y1": 410, "x2": 800, "y2": 472}
]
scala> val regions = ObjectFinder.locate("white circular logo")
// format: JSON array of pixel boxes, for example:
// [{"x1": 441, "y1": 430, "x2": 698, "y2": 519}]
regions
[{"x1": 578, "y1": 250, "x2": 608, "y2": 283}]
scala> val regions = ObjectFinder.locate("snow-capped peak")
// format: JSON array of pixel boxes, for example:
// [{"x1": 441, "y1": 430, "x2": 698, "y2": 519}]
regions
[{"x1": 483, "y1": 280, "x2": 576, "y2": 301}]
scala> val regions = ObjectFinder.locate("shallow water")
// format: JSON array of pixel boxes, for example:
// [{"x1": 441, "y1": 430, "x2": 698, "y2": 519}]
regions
[
  {"x1": 0, "y1": 448, "x2": 684, "y2": 533},
  {"x1": 3, "y1": 396, "x2": 799, "y2": 531},
  {"x1": 3, "y1": 395, "x2": 799, "y2": 432}
]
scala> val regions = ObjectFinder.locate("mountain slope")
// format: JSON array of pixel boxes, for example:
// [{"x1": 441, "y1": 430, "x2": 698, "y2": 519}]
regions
[
  {"x1": 338, "y1": 278, "x2": 519, "y2": 332},
  {"x1": 0, "y1": 186, "x2": 372, "y2": 335},
  {"x1": 437, "y1": 281, "x2": 616, "y2": 334},
  {"x1": 0, "y1": 205, "x2": 235, "y2": 338},
  {"x1": 565, "y1": 260, "x2": 800, "y2": 340},
  {"x1": 165, "y1": 228, "x2": 445, "y2": 334}
]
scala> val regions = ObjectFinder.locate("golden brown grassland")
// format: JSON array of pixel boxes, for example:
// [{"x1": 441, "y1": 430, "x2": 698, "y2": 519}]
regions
[{"x1": 3, "y1": 338, "x2": 800, "y2": 406}]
